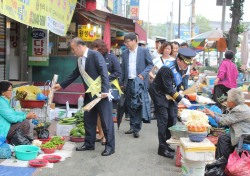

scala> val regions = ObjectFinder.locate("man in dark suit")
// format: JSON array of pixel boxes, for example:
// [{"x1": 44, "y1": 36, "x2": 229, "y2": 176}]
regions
[
  {"x1": 149, "y1": 48, "x2": 195, "y2": 159},
  {"x1": 120, "y1": 32, "x2": 153, "y2": 138},
  {"x1": 54, "y1": 37, "x2": 115, "y2": 156}
]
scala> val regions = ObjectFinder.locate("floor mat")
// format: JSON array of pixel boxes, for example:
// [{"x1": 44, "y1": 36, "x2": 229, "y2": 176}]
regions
[{"x1": 0, "y1": 165, "x2": 36, "y2": 176}]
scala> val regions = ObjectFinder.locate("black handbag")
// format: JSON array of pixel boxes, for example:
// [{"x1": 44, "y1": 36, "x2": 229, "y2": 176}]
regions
[{"x1": 10, "y1": 129, "x2": 31, "y2": 146}]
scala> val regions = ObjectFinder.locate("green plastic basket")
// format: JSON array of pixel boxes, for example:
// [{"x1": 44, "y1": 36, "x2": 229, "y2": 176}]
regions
[{"x1": 14, "y1": 145, "x2": 39, "y2": 161}]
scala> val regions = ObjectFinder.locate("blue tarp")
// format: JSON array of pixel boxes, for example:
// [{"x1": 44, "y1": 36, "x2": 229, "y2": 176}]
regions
[{"x1": 0, "y1": 166, "x2": 36, "y2": 176}]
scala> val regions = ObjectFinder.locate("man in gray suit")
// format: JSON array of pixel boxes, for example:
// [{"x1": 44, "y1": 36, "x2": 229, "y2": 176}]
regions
[{"x1": 120, "y1": 32, "x2": 153, "y2": 138}]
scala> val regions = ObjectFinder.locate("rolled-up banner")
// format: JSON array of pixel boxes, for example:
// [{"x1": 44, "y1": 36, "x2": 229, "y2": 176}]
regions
[{"x1": 83, "y1": 97, "x2": 102, "y2": 112}]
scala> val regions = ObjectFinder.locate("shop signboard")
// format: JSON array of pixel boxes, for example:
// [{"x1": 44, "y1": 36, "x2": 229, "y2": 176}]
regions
[
  {"x1": 0, "y1": 0, "x2": 77, "y2": 36},
  {"x1": 28, "y1": 28, "x2": 49, "y2": 66},
  {"x1": 78, "y1": 25, "x2": 101, "y2": 42},
  {"x1": 107, "y1": 0, "x2": 114, "y2": 11},
  {"x1": 130, "y1": 0, "x2": 139, "y2": 20},
  {"x1": 174, "y1": 25, "x2": 199, "y2": 40}
]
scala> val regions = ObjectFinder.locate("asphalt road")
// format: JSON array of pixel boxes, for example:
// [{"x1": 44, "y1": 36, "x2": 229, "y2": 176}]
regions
[{"x1": 34, "y1": 119, "x2": 181, "y2": 176}]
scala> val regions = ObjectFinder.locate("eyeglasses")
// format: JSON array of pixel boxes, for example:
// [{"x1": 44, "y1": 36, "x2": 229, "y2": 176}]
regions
[{"x1": 124, "y1": 40, "x2": 132, "y2": 44}]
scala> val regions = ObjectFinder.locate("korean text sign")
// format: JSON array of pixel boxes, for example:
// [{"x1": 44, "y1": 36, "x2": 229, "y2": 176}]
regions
[{"x1": 0, "y1": 0, "x2": 77, "y2": 36}]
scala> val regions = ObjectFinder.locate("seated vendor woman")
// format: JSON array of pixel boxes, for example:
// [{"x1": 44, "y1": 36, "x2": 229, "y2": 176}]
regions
[
  {"x1": 204, "y1": 88, "x2": 250, "y2": 160},
  {"x1": 0, "y1": 81, "x2": 37, "y2": 140}
]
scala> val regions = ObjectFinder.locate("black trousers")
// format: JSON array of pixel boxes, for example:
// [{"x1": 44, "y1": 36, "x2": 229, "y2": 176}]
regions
[
  {"x1": 155, "y1": 101, "x2": 177, "y2": 150},
  {"x1": 125, "y1": 79, "x2": 142, "y2": 133},
  {"x1": 213, "y1": 85, "x2": 231, "y2": 108},
  {"x1": 149, "y1": 84, "x2": 178, "y2": 150},
  {"x1": 216, "y1": 133, "x2": 235, "y2": 160},
  {"x1": 84, "y1": 97, "x2": 115, "y2": 151}
]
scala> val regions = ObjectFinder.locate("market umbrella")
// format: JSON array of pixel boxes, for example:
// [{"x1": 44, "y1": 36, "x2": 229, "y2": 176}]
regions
[
  {"x1": 190, "y1": 30, "x2": 224, "y2": 41},
  {"x1": 117, "y1": 94, "x2": 126, "y2": 130},
  {"x1": 103, "y1": 17, "x2": 111, "y2": 52},
  {"x1": 240, "y1": 31, "x2": 249, "y2": 70}
]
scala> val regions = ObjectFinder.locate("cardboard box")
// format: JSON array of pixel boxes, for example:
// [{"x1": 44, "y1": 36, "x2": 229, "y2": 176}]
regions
[{"x1": 56, "y1": 123, "x2": 75, "y2": 136}]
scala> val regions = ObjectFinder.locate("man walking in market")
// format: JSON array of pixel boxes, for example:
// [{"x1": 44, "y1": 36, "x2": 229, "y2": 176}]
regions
[
  {"x1": 120, "y1": 32, "x2": 153, "y2": 138},
  {"x1": 54, "y1": 37, "x2": 115, "y2": 156}
]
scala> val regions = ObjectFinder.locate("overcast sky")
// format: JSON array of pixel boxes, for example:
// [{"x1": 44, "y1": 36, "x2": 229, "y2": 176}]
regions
[{"x1": 139, "y1": 0, "x2": 250, "y2": 24}]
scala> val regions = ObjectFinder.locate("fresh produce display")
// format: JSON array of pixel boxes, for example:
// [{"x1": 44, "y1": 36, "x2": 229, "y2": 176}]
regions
[
  {"x1": 41, "y1": 141, "x2": 56, "y2": 149},
  {"x1": 185, "y1": 110, "x2": 210, "y2": 132},
  {"x1": 70, "y1": 126, "x2": 85, "y2": 137},
  {"x1": 69, "y1": 110, "x2": 85, "y2": 137},
  {"x1": 72, "y1": 110, "x2": 84, "y2": 124},
  {"x1": 59, "y1": 117, "x2": 76, "y2": 125},
  {"x1": 50, "y1": 136, "x2": 65, "y2": 145},
  {"x1": 15, "y1": 85, "x2": 42, "y2": 100}
]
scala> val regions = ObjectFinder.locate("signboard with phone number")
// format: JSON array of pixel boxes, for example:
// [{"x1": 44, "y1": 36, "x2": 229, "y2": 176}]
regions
[{"x1": 78, "y1": 25, "x2": 101, "y2": 42}]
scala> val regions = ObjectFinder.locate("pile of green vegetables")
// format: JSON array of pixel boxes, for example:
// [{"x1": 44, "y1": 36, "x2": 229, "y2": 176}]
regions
[
  {"x1": 50, "y1": 136, "x2": 65, "y2": 145},
  {"x1": 69, "y1": 110, "x2": 85, "y2": 137},
  {"x1": 40, "y1": 136, "x2": 65, "y2": 149},
  {"x1": 59, "y1": 110, "x2": 84, "y2": 125}
]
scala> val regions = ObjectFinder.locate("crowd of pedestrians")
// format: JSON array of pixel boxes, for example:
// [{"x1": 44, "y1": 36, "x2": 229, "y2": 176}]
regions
[{"x1": 52, "y1": 33, "x2": 197, "y2": 159}]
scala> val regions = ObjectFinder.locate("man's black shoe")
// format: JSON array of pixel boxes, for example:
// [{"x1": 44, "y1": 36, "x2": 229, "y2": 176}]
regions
[
  {"x1": 75, "y1": 144, "x2": 95, "y2": 151},
  {"x1": 101, "y1": 148, "x2": 115, "y2": 156},
  {"x1": 125, "y1": 129, "x2": 134, "y2": 134},
  {"x1": 166, "y1": 144, "x2": 175, "y2": 152},
  {"x1": 158, "y1": 149, "x2": 174, "y2": 159},
  {"x1": 133, "y1": 132, "x2": 139, "y2": 138}
]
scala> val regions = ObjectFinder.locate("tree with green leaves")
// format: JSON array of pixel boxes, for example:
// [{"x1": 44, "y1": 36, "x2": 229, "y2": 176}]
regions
[
  {"x1": 227, "y1": 0, "x2": 246, "y2": 53},
  {"x1": 195, "y1": 15, "x2": 213, "y2": 33}
]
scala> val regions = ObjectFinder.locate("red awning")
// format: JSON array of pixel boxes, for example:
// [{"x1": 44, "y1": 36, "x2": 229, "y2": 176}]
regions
[
  {"x1": 75, "y1": 9, "x2": 147, "y2": 44},
  {"x1": 76, "y1": 9, "x2": 135, "y2": 32},
  {"x1": 135, "y1": 23, "x2": 147, "y2": 42}
]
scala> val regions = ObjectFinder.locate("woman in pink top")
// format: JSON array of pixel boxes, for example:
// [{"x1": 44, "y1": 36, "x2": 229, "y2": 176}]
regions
[{"x1": 213, "y1": 50, "x2": 238, "y2": 108}]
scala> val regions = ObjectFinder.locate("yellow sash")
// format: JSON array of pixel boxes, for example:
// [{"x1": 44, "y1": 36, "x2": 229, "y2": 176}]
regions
[{"x1": 78, "y1": 57, "x2": 123, "y2": 98}]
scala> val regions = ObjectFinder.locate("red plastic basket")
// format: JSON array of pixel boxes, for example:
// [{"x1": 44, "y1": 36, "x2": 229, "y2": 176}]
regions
[{"x1": 20, "y1": 100, "x2": 45, "y2": 108}]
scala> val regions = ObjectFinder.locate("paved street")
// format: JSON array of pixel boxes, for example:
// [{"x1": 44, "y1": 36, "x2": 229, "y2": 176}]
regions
[{"x1": 34, "y1": 119, "x2": 181, "y2": 176}]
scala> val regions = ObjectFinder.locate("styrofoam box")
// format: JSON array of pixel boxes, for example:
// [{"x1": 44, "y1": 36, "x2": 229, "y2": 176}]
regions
[
  {"x1": 56, "y1": 123, "x2": 75, "y2": 136},
  {"x1": 180, "y1": 137, "x2": 216, "y2": 162}
]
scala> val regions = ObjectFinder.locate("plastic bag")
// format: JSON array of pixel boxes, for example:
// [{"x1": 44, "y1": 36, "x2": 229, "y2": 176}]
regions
[
  {"x1": 37, "y1": 128, "x2": 49, "y2": 139},
  {"x1": 208, "y1": 105, "x2": 222, "y2": 127},
  {"x1": 10, "y1": 129, "x2": 31, "y2": 146},
  {"x1": 205, "y1": 156, "x2": 227, "y2": 176},
  {"x1": 225, "y1": 150, "x2": 250, "y2": 176},
  {"x1": 0, "y1": 136, "x2": 11, "y2": 159}
]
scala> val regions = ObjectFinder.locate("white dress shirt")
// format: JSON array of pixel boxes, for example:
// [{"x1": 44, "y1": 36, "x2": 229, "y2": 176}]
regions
[
  {"x1": 81, "y1": 48, "x2": 89, "y2": 70},
  {"x1": 128, "y1": 46, "x2": 138, "y2": 79}
]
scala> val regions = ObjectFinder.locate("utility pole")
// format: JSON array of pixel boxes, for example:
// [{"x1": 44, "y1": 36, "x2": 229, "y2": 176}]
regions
[
  {"x1": 178, "y1": 0, "x2": 181, "y2": 38},
  {"x1": 218, "y1": 0, "x2": 227, "y2": 64},
  {"x1": 147, "y1": 0, "x2": 150, "y2": 38},
  {"x1": 170, "y1": 0, "x2": 173, "y2": 40},
  {"x1": 166, "y1": 17, "x2": 168, "y2": 40},
  {"x1": 191, "y1": 0, "x2": 196, "y2": 38},
  {"x1": 221, "y1": 0, "x2": 226, "y2": 32}
]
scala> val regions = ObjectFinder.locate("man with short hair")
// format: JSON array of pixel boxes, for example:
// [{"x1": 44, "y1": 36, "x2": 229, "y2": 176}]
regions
[
  {"x1": 152, "y1": 37, "x2": 166, "y2": 59},
  {"x1": 120, "y1": 32, "x2": 153, "y2": 138},
  {"x1": 54, "y1": 37, "x2": 115, "y2": 156}
]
